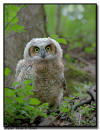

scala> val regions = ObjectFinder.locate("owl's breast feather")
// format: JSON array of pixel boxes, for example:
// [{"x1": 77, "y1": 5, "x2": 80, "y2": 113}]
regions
[
  {"x1": 32, "y1": 60, "x2": 64, "y2": 105},
  {"x1": 34, "y1": 77, "x2": 63, "y2": 105},
  {"x1": 34, "y1": 60, "x2": 64, "y2": 75}
]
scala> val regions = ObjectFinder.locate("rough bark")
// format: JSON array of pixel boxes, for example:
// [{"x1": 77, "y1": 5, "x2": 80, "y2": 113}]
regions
[{"x1": 4, "y1": 5, "x2": 47, "y2": 88}]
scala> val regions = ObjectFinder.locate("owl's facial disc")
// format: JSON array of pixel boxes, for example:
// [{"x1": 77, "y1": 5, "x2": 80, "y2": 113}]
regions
[{"x1": 29, "y1": 44, "x2": 57, "y2": 61}]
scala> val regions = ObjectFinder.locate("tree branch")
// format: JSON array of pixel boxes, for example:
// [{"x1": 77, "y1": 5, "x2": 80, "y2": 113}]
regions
[
  {"x1": 56, "y1": 5, "x2": 61, "y2": 35},
  {"x1": 87, "y1": 86, "x2": 96, "y2": 102},
  {"x1": 72, "y1": 97, "x2": 91, "y2": 111},
  {"x1": 5, "y1": 6, "x2": 25, "y2": 29}
]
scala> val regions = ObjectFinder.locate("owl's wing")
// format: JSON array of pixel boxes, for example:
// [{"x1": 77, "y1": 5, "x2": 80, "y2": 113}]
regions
[
  {"x1": 15, "y1": 59, "x2": 33, "y2": 83},
  {"x1": 15, "y1": 59, "x2": 26, "y2": 82}
]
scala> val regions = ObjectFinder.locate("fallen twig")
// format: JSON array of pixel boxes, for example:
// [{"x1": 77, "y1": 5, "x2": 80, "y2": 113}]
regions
[
  {"x1": 72, "y1": 86, "x2": 96, "y2": 112},
  {"x1": 72, "y1": 97, "x2": 91, "y2": 111}
]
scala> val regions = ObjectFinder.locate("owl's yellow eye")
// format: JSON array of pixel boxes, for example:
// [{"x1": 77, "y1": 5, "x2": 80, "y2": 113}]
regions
[
  {"x1": 46, "y1": 46, "x2": 51, "y2": 52},
  {"x1": 34, "y1": 47, "x2": 39, "y2": 53}
]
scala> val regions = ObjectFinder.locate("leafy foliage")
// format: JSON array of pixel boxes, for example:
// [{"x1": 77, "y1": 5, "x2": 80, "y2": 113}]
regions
[
  {"x1": 4, "y1": 76, "x2": 49, "y2": 126},
  {"x1": 4, "y1": 67, "x2": 96, "y2": 127},
  {"x1": 5, "y1": 5, "x2": 25, "y2": 34},
  {"x1": 60, "y1": 98, "x2": 70, "y2": 114},
  {"x1": 59, "y1": 96, "x2": 96, "y2": 126},
  {"x1": 50, "y1": 34, "x2": 67, "y2": 44},
  {"x1": 4, "y1": 68, "x2": 11, "y2": 76}
]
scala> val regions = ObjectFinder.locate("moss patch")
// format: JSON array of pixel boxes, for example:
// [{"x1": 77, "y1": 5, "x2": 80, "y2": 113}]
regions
[
  {"x1": 64, "y1": 62, "x2": 95, "y2": 96},
  {"x1": 64, "y1": 63, "x2": 95, "y2": 83}
]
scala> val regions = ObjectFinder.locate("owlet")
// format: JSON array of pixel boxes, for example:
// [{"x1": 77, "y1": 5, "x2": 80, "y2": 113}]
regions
[{"x1": 15, "y1": 37, "x2": 66, "y2": 106}]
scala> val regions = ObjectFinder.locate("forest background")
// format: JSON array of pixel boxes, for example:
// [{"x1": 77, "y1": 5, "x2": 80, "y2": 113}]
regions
[{"x1": 4, "y1": 4, "x2": 96, "y2": 127}]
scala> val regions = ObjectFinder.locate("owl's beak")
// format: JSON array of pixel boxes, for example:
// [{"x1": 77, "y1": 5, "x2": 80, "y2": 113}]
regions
[{"x1": 40, "y1": 49, "x2": 46, "y2": 58}]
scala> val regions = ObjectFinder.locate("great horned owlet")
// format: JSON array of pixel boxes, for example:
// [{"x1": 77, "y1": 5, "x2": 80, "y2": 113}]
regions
[{"x1": 15, "y1": 37, "x2": 66, "y2": 106}]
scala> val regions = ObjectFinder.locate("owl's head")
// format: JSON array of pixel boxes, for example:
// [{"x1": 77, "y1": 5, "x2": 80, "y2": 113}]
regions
[{"x1": 24, "y1": 37, "x2": 63, "y2": 62}]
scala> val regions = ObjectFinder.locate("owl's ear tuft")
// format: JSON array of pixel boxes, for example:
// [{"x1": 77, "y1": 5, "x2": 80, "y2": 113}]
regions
[
  {"x1": 48, "y1": 37, "x2": 52, "y2": 40},
  {"x1": 48, "y1": 37, "x2": 54, "y2": 43}
]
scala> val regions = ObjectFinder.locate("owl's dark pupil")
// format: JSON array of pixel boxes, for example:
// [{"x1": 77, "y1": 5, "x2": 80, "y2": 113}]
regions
[
  {"x1": 35, "y1": 48, "x2": 39, "y2": 52},
  {"x1": 46, "y1": 46, "x2": 50, "y2": 51}
]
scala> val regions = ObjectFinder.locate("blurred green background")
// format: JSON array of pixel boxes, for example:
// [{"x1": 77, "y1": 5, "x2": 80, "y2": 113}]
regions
[
  {"x1": 4, "y1": 4, "x2": 96, "y2": 127},
  {"x1": 44, "y1": 4, "x2": 96, "y2": 55}
]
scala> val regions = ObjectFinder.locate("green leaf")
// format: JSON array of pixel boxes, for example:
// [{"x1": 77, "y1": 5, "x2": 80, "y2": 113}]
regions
[
  {"x1": 26, "y1": 105, "x2": 34, "y2": 111},
  {"x1": 11, "y1": 24, "x2": 25, "y2": 33},
  {"x1": 12, "y1": 81, "x2": 20, "y2": 87},
  {"x1": 60, "y1": 102, "x2": 70, "y2": 113},
  {"x1": 29, "y1": 98, "x2": 40, "y2": 105},
  {"x1": 21, "y1": 110, "x2": 29, "y2": 117},
  {"x1": 25, "y1": 85, "x2": 33, "y2": 90},
  {"x1": 50, "y1": 34, "x2": 58, "y2": 39},
  {"x1": 40, "y1": 103, "x2": 49, "y2": 109},
  {"x1": 5, "y1": 88, "x2": 15, "y2": 97},
  {"x1": 5, "y1": 106, "x2": 15, "y2": 113},
  {"x1": 50, "y1": 35, "x2": 67, "y2": 44},
  {"x1": 76, "y1": 42, "x2": 82, "y2": 48},
  {"x1": 5, "y1": 5, "x2": 20, "y2": 24},
  {"x1": 39, "y1": 112, "x2": 48, "y2": 118},
  {"x1": 11, "y1": 17, "x2": 19, "y2": 24},
  {"x1": 65, "y1": 54, "x2": 71, "y2": 61},
  {"x1": 4, "y1": 68, "x2": 11, "y2": 76},
  {"x1": 15, "y1": 97, "x2": 24, "y2": 104},
  {"x1": 60, "y1": 105, "x2": 70, "y2": 113},
  {"x1": 50, "y1": 112, "x2": 57, "y2": 116},
  {"x1": 24, "y1": 79, "x2": 32, "y2": 85},
  {"x1": 84, "y1": 47, "x2": 92, "y2": 54},
  {"x1": 4, "y1": 97, "x2": 13, "y2": 104},
  {"x1": 56, "y1": 38, "x2": 67, "y2": 44},
  {"x1": 5, "y1": 5, "x2": 26, "y2": 34}
]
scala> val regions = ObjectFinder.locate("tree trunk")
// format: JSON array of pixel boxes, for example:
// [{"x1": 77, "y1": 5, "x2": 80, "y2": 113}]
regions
[{"x1": 4, "y1": 5, "x2": 47, "y2": 88}]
